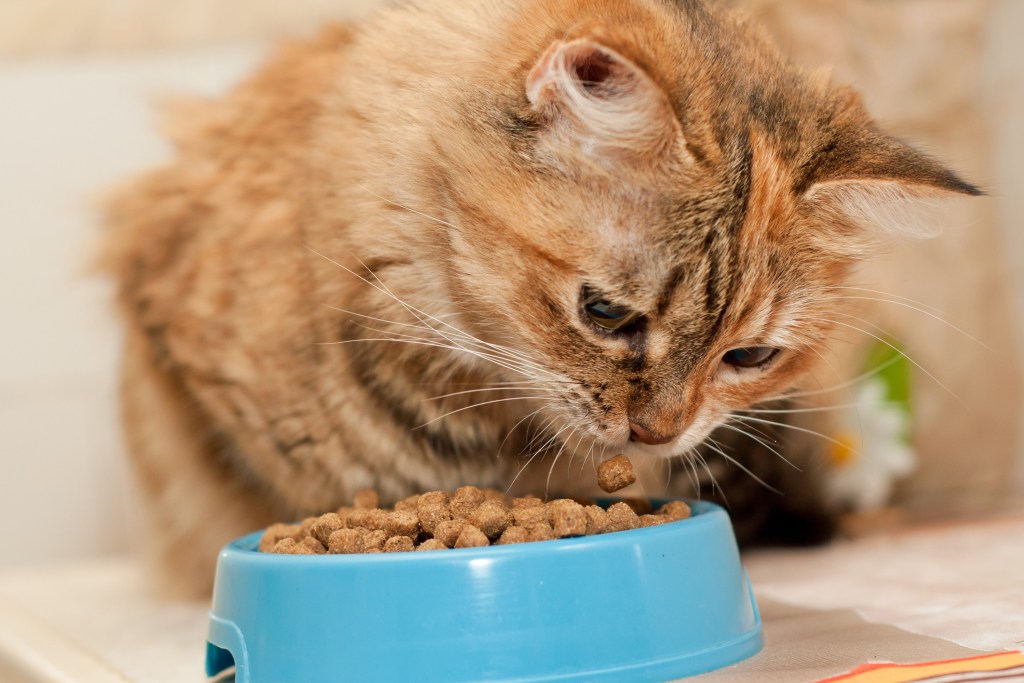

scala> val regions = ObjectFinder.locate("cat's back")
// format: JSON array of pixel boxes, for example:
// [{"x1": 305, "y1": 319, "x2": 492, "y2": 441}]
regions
[{"x1": 101, "y1": 24, "x2": 357, "y2": 354}]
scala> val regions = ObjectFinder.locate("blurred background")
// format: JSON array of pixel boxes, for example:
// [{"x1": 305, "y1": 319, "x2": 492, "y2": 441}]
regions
[{"x1": 1, "y1": 0, "x2": 1022, "y2": 571}]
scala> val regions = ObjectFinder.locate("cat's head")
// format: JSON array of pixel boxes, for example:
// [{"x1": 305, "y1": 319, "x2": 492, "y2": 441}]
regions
[{"x1": 413, "y1": 0, "x2": 979, "y2": 460}]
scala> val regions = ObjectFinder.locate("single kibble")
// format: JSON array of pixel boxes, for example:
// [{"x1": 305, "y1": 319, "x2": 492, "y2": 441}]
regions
[
  {"x1": 433, "y1": 519, "x2": 467, "y2": 547},
  {"x1": 416, "y1": 538, "x2": 447, "y2": 551},
  {"x1": 276, "y1": 538, "x2": 318, "y2": 555},
  {"x1": 658, "y1": 500, "x2": 692, "y2": 521},
  {"x1": 416, "y1": 491, "x2": 451, "y2": 534},
  {"x1": 364, "y1": 529, "x2": 388, "y2": 551},
  {"x1": 512, "y1": 504, "x2": 549, "y2": 527},
  {"x1": 353, "y1": 488, "x2": 380, "y2": 509},
  {"x1": 299, "y1": 536, "x2": 327, "y2": 554},
  {"x1": 270, "y1": 538, "x2": 299, "y2": 554},
  {"x1": 383, "y1": 535, "x2": 415, "y2": 553},
  {"x1": 364, "y1": 508, "x2": 390, "y2": 532},
  {"x1": 259, "y1": 522, "x2": 302, "y2": 552},
  {"x1": 597, "y1": 454, "x2": 637, "y2": 493},
  {"x1": 335, "y1": 506, "x2": 354, "y2": 526},
  {"x1": 385, "y1": 509, "x2": 421, "y2": 538},
  {"x1": 497, "y1": 526, "x2": 530, "y2": 545},
  {"x1": 308, "y1": 513, "x2": 345, "y2": 546},
  {"x1": 467, "y1": 500, "x2": 512, "y2": 540},
  {"x1": 583, "y1": 505, "x2": 609, "y2": 535},
  {"x1": 639, "y1": 514, "x2": 670, "y2": 528},
  {"x1": 454, "y1": 525, "x2": 490, "y2": 548},
  {"x1": 620, "y1": 498, "x2": 654, "y2": 516},
  {"x1": 450, "y1": 486, "x2": 485, "y2": 518},
  {"x1": 393, "y1": 494, "x2": 420, "y2": 512},
  {"x1": 605, "y1": 502, "x2": 641, "y2": 532},
  {"x1": 346, "y1": 508, "x2": 372, "y2": 529},
  {"x1": 524, "y1": 522, "x2": 556, "y2": 542},
  {"x1": 547, "y1": 499, "x2": 588, "y2": 538},
  {"x1": 482, "y1": 488, "x2": 510, "y2": 505},
  {"x1": 299, "y1": 516, "x2": 319, "y2": 535},
  {"x1": 327, "y1": 528, "x2": 365, "y2": 554},
  {"x1": 512, "y1": 495, "x2": 544, "y2": 509}
]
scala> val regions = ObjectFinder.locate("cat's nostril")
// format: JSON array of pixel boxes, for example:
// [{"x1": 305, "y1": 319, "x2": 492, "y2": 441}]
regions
[{"x1": 628, "y1": 422, "x2": 676, "y2": 446}]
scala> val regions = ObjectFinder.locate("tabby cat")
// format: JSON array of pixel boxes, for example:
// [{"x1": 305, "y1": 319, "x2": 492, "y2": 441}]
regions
[{"x1": 103, "y1": 0, "x2": 977, "y2": 595}]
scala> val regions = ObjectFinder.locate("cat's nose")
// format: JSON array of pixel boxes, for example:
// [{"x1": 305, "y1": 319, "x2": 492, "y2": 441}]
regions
[{"x1": 628, "y1": 422, "x2": 676, "y2": 446}]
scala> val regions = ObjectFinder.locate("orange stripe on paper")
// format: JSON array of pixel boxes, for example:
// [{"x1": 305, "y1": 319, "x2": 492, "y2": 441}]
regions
[{"x1": 815, "y1": 652, "x2": 1024, "y2": 683}]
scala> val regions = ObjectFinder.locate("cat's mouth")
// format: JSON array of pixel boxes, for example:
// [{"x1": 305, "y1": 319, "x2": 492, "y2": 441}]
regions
[{"x1": 588, "y1": 412, "x2": 720, "y2": 461}]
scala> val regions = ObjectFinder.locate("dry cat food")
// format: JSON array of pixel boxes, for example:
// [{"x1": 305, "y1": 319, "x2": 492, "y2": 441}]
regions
[
  {"x1": 260, "y1": 486, "x2": 691, "y2": 555},
  {"x1": 597, "y1": 454, "x2": 637, "y2": 493}
]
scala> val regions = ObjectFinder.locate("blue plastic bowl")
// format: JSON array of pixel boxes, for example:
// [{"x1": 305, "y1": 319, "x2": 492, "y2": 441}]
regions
[{"x1": 206, "y1": 500, "x2": 762, "y2": 683}]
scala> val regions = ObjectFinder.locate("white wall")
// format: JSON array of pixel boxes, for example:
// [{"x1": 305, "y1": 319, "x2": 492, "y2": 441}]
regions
[
  {"x1": 985, "y1": 0, "x2": 1024, "y2": 496},
  {"x1": 0, "y1": 46, "x2": 266, "y2": 569}
]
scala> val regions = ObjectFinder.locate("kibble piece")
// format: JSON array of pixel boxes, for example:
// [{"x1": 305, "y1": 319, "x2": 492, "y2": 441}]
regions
[
  {"x1": 605, "y1": 502, "x2": 641, "y2": 532},
  {"x1": 454, "y1": 525, "x2": 490, "y2": 548},
  {"x1": 385, "y1": 509, "x2": 421, "y2": 538},
  {"x1": 299, "y1": 516, "x2": 319, "y2": 535},
  {"x1": 299, "y1": 536, "x2": 328, "y2": 554},
  {"x1": 547, "y1": 499, "x2": 588, "y2": 538},
  {"x1": 467, "y1": 500, "x2": 512, "y2": 540},
  {"x1": 308, "y1": 513, "x2": 345, "y2": 546},
  {"x1": 597, "y1": 454, "x2": 637, "y2": 493},
  {"x1": 450, "y1": 486, "x2": 485, "y2": 518},
  {"x1": 270, "y1": 538, "x2": 300, "y2": 554},
  {"x1": 353, "y1": 488, "x2": 380, "y2": 509},
  {"x1": 512, "y1": 504, "x2": 549, "y2": 527},
  {"x1": 482, "y1": 488, "x2": 510, "y2": 505},
  {"x1": 345, "y1": 508, "x2": 372, "y2": 529},
  {"x1": 383, "y1": 535, "x2": 415, "y2": 553},
  {"x1": 639, "y1": 514, "x2": 670, "y2": 528},
  {"x1": 497, "y1": 526, "x2": 530, "y2": 545},
  {"x1": 512, "y1": 495, "x2": 544, "y2": 509},
  {"x1": 327, "y1": 528, "x2": 366, "y2": 554},
  {"x1": 524, "y1": 522, "x2": 556, "y2": 542},
  {"x1": 658, "y1": 500, "x2": 692, "y2": 521},
  {"x1": 416, "y1": 491, "x2": 451, "y2": 534},
  {"x1": 364, "y1": 508, "x2": 390, "y2": 532},
  {"x1": 259, "y1": 523, "x2": 303, "y2": 552},
  {"x1": 416, "y1": 539, "x2": 447, "y2": 551},
  {"x1": 364, "y1": 529, "x2": 388, "y2": 551},
  {"x1": 434, "y1": 519, "x2": 467, "y2": 548},
  {"x1": 620, "y1": 498, "x2": 653, "y2": 516},
  {"x1": 583, "y1": 505, "x2": 609, "y2": 535},
  {"x1": 393, "y1": 494, "x2": 420, "y2": 512}
]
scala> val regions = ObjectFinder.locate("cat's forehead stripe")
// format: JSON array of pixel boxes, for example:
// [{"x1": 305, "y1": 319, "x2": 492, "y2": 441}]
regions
[{"x1": 700, "y1": 133, "x2": 753, "y2": 343}]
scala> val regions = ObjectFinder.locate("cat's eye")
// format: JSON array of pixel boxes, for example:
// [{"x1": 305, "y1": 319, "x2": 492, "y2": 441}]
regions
[
  {"x1": 582, "y1": 288, "x2": 642, "y2": 332},
  {"x1": 722, "y1": 346, "x2": 780, "y2": 369}
]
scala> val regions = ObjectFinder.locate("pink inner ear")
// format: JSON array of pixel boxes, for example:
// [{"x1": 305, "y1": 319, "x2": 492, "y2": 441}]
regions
[{"x1": 574, "y1": 53, "x2": 615, "y2": 92}]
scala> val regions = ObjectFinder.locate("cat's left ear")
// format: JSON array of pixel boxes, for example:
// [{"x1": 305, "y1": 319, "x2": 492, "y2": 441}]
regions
[
  {"x1": 800, "y1": 89, "x2": 982, "y2": 238},
  {"x1": 525, "y1": 38, "x2": 685, "y2": 168}
]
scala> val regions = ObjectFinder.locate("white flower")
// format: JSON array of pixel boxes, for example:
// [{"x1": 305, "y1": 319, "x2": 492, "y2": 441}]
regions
[{"x1": 826, "y1": 378, "x2": 916, "y2": 511}]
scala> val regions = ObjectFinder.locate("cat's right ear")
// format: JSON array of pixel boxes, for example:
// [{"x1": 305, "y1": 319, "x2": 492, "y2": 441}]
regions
[{"x1": 525, "y1": 39, "x2": 686, "y2": 168}]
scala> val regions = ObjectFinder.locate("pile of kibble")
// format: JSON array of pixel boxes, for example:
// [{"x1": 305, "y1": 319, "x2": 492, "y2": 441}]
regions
[{"x1": 260, "y1": 487, "x2": 692, "y2": 555}]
